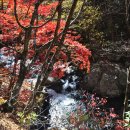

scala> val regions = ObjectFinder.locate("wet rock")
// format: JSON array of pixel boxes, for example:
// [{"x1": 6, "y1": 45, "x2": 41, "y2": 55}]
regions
[
  {"x1": 86, "y1": 62, "x2": 127, "y2": 98},
  {"x1": 87, "y1": 64, "x2": 102, "y2": 91},
  {"x1": 85, "y1": 40, "x2": 130, "y2": 97}
]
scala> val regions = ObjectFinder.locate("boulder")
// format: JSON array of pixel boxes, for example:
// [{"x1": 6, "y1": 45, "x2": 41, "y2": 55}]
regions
[
  {"x1": 86, "y1": 62, "x2": 127, "y2": 97},
  {"x1": 85, "y1": 40, "x2": 130, "y2": 97}
]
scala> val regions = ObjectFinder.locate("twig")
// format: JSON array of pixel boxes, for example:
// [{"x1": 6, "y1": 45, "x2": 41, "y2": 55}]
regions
[
  {"x1": 123, "y1": 66, "x2": 130, "y2": 119},
  {"x1": 70, "y1": 0, "x2": 86, "y2": 26},
  {"x1": 30, "y1": 9, "x2": 57, "y2": 28},
  {"x1": 14, "y1": 0, "x2": 27, "y2": 29}
]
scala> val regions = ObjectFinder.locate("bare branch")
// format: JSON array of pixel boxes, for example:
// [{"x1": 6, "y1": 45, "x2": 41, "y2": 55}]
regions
[
  {"x1": 30, "y1": 9, "x2": 57, "y2": 28},
  {"x1": 38, "y1": 0, "x2": 63, "y2": 88},
  {"x1": 123, "y1": 66, "x2": 130, "y2": 119},
  {"x1": 0, "y1": 42, "x2": 20, "y2": 54},
  {"x1": 70, "y1": 0, "x2": 86, "y2": 26},
  {"x1": 24, "y1": 1, "x2": 31, "y2": 18},
  {"x1": 125, "y1": 0, "x2": 130, "y2": 35},
  {"x1": 59, "y1": 0, "x2": 78, "y2": 44},
  {"x1": 14, "y1": 0, "x2": 27, "y2": 29}
]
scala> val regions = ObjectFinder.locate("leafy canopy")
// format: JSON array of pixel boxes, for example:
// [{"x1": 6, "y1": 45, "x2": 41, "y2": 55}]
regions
[{"x1": 0, "y1": 0, "x2": 91, "y2": 78}]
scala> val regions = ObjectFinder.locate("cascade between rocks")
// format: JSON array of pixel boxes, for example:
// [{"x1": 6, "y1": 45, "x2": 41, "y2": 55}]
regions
[{"x1": 41, "y1": 67, "x2": 87, "y2": 129}]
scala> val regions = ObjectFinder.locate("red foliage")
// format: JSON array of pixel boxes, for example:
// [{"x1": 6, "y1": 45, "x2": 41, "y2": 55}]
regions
[
  {"x1": 0, "y1": 0, "x2": 91, "y2": 78},
  {"x1": 19, "y1": 89, "x2": 32, "y2": 103},
  {"x1": 64, "y1": 39, "x2": 91, "y2": 72},
  {"x1": 0, "y1": 13, "x2": 20, "y2": 42},
  {"x1": 115, "y1": 126, "x2": 125, "y2": 130}
]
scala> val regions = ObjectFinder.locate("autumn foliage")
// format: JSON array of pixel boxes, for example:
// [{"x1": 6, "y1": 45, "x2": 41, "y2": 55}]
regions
[
  {"x1": 0, "y1": 1, "x2": 128, "y2": 130},
  {"x1": 0, "y1": 0, "x2": 91, "y2": 109},
  {"x1": 0, "y1": 0, "x2": 91, "y2": 76}
]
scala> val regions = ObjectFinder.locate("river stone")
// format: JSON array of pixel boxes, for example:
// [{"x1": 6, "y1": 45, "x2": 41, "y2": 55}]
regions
[{"x1": 86, "y1": 62, "x2": 127, "y2": 97}]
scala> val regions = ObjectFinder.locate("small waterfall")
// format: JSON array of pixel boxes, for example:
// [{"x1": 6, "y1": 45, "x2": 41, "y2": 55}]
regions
[
  {"x1": 42, "y1": 66, "x2": 87, "y2": 129},
  {"x1": 48, "y1": 91, "x2": 86, "y2": 129}
]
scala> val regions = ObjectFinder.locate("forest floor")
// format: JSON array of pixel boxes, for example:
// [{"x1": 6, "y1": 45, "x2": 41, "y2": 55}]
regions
[{"x1": 0, "y1": 113, "x2": 26, "y2": 130}]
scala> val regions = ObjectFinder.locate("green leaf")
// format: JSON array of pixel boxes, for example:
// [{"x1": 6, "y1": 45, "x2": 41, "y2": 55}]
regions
[{"x1": 79, "y1": 114, "x2": 89, "y2": 122}]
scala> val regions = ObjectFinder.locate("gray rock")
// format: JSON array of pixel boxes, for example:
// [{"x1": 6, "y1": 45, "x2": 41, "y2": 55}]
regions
[
  {"x1": 87, "y1": 65, "x2": 101, "y2": 91},
  {"x1": 85, "y1": 41, "x2": 130, "y2": 97},
  {"x1": 86, "y1": 62, "x2": 127, "y2": 98}
]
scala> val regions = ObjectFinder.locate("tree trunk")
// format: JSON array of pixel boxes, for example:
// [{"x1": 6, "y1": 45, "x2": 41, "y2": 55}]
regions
[
  {"x1": 9, "y1": 61, "x2": 27, "y2": 105},
  {"x1": 123, "y1": 66, "x2": 130, "y2": 119},
  {"x1": 125, "y1": 0, "x2": 130, "y2": 37}
]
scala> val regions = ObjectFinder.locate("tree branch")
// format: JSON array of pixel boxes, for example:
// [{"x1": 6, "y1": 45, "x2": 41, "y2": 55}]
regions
[
  {"x1": 123, "y1": 66, "x2": 130, "y2": 119},
  {"x1": 70, "y1": 0, "x2": 86, "y2": 26},
  {"x1": 30, "y1": 9, "x2": 57, "y2": 28},
  {"x1": 14, "y1": 0, "x2": 27, "y2": 29},
  {"x1": 59, "y1": 0, "x2": 78, "y2": 45}
]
